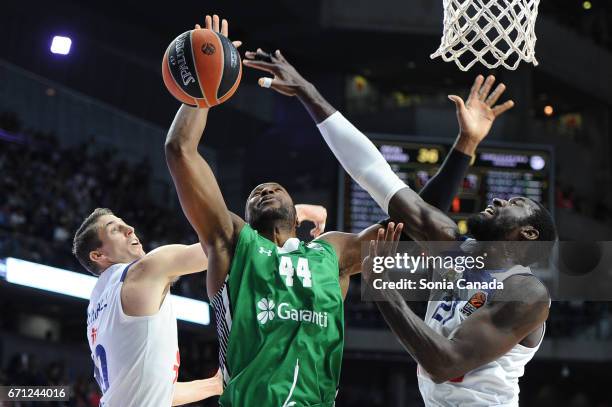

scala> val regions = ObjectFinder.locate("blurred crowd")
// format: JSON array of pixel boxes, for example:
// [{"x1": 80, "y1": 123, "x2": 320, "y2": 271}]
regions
[
  {"x1": 0, "y1": 111, "x2": 204, "y2": 298},
  {"x1": 0, "y1": 346, "x2": 220, "y2": 407},
  {"x1": 0, "y1": 352, "x2": 100, "y2": 407}
]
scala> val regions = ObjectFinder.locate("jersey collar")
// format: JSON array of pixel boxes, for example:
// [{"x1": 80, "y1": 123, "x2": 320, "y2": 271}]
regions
[{"x1": 277, "y1": 237, "x2": 301, "y2": 254}]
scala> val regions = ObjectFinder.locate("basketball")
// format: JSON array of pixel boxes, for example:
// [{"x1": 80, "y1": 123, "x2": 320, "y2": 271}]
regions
[{"x1": 162, "y1": 29, "x2": 242, "y2": 108}]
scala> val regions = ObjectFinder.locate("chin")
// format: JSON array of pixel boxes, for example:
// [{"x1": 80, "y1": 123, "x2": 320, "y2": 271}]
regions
[
  {"x1": 253, "y1": 205, "x2": 291, "y2": 222},
  {"x1": 467, "y1": 214, "x2": 514, "y2": 241}
]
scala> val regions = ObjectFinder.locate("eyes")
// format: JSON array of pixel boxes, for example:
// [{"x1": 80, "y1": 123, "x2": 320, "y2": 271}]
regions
[
  {"x1": 110, "y1": 223, "x2": 131, "y2": 234},
  {"x1": 252, "y1": 187, "x2": 282, "y2": 197},
  {"x1": 509, "y1": 198, "x2": 525, "y2": 206}
]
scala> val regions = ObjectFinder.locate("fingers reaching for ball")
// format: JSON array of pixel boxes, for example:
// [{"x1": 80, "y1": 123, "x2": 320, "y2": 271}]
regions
[
  {"x1": 243, "y1": 49, "x2": 308, "y2": 97},
  {"x1": 195, "y1": 15, "x2": 241, "y2": 47}
]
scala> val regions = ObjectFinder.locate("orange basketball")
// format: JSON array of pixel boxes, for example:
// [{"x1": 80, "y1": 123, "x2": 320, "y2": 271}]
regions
[{"x1": 162, "y1": 29, "x2": 242, "y2": 108}]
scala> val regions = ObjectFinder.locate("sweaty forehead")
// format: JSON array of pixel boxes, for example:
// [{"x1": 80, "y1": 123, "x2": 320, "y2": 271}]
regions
[
  {"x1": 509, "y1": 197, "x2": 540, "y2": 214},
  {"x1": 511, "y1": 196, "x2": 537, "y2": 206},
  {"x1": 249, "y1": 182, "x2": 286, "y2": 196}
]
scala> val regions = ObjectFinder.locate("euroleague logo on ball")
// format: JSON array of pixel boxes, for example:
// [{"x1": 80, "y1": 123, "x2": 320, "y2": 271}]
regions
[{"x1": 201, "y1": 43, "x2": 216, "y2": 56}]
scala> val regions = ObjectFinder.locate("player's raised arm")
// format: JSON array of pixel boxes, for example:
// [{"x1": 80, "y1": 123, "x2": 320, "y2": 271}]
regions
[
  {"x1": 130, "y1": 243, "x2": 207, "y2": 280},
  {"x1": 165, "y1": 103, "x2": 242, "y2": 298},
  {"x1": 165, "y1": 105, "x2": 237, "y2": 244},
  {"x1": 244, "y1": 50, "x2": 457, "y2": 243},
  {"x1": 389, "y1": 75, "x2": 513, "y2": 229},
  {"x1": 361, "y1": 225, "x2": 549, "y2": 384},
  {"x1": 165, "y1": 16, "x2": 245, "y2": 298}
]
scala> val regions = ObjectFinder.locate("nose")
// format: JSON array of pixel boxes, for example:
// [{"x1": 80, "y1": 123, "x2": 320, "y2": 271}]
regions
[
  {"x1": 260, "y1": 186, "x2": 275, "y2": 196},
  {"x1": 492, "y1": 198, "x2": 508, "y2": 207},
  {"x1": 125, "y1": 226, "x2": 134, "y2": 236}
]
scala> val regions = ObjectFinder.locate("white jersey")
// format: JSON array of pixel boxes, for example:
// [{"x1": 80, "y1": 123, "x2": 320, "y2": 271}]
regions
[
  {"x1": 417, "y1": 241, "x2": 545, "y2": 407},
  {"x1": 86, "y1": 262, "x2": 179, "y2": 407}
]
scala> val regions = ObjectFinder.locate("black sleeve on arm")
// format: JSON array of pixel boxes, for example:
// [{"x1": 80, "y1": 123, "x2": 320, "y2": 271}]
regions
[
  {"x1": 377, "y1": 148, "x2": 471, "y2": 235},
  {"x1": 418, "y1": 148, "x2": 471, "y2": 213}
]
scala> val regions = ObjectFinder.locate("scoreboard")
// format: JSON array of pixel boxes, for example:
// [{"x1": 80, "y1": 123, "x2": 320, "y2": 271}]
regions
[{"x1": 338, "y1": 138, "x2": 554, "y2": 234}]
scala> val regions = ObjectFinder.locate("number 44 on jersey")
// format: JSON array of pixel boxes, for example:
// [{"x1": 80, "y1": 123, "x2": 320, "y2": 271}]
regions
[{"x1": 279, "y1": 256, "x2": 312, "y2": 288}]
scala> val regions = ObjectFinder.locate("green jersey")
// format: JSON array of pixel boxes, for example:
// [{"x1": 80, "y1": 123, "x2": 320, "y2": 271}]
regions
[{"x1": 211, "y1": 224, "x2": 344, "y2": 407}]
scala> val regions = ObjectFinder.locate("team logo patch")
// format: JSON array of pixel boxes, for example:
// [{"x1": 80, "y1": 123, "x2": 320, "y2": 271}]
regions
[
  {"x1": 256, "y1": 298, "x2": 329, "y2": 328},
  {"x1": 461, "y1": 291, "x2": 487, "y2": 316},
  {"x1": 306, "y1": 242, "x2": 325, "y2": 251},
  {"x1": 201, "y1": 43, "x2": 216, "y2": 55},
  {"x1": 257, "y1": 298, "x2": 275, "y2": 325},
  {"x1": 469, "y1": 292, "x2": 487, "y2": 308},
  {"x1": 259, "y1": 247, "x2": 273, "y2": 256}
]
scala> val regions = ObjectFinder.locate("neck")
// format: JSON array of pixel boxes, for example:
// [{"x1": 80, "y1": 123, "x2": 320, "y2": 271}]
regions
[
  {"x1": 474, "y1": 242, "x2": 519, "y2": 269},
  {"x1": 255, "y1": 221, "x2": 296, "y2": 247}
]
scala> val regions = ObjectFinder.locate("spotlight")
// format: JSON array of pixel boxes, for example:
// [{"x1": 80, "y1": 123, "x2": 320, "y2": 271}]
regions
[
  {"x1": 582, "y1": 1, "x2": 592, "y2": 10},
  {"x1": 544, "y1": 105, "x2": 554, "y2": 116},
  {"x1": 530, "y1": 155, "x2": 546, "y2": 171},
  {"x1": 50, "y1": 36, "x2": 72, "y2": 55}
]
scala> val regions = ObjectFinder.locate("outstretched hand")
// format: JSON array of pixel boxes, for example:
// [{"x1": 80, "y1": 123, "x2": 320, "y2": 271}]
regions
[
  {"x1": 242, "y1": 49, "x2": 310, "y2": 97},
  {"x1": 194, "y1": 14, "x2": 242, "y2": 49},
  {"x1": 295, "y1": 204, "x2": 327, "y2": 238},
  {"x1": 362, "y1": 222, "x2": 404, "y2": 284},
  {"x1": 448, "y1": 75, "x2": 515, "y2": 143}
]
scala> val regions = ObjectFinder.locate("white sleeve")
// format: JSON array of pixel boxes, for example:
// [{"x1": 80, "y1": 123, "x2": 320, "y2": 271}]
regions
[{"x1": 317, "y1": 112, "x2": 408, "y2": 213}]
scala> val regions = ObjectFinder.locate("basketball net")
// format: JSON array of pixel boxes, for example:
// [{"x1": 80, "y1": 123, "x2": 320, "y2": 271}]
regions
[{"x1": 431, "y1": 0, "x2": 540, "y2": 71}]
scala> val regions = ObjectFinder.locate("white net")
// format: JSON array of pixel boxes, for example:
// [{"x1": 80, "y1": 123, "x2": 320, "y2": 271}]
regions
[{"x1": 430, "y1": 0, "x2": 540, "y2": 71}]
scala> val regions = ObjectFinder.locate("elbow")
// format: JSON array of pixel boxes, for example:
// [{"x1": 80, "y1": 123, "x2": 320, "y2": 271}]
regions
[
  {"x1": 431, "y1": 376, "x2": 447, "y2": 385},
  {"x1": 441, "y1": 225, "x2": 460, "y2": 241},
  {"x1": 165, "y1": 138, "x2": 192, "y2": 163},
  {"x1": 424, "y1": 365, "x2": 461, "y2": 384},
  {"x1": 421, "y1": 222, "x2": 459, "y2": 242},
  {"x1": 165, "y1": 138, "x2": 184, "y2": 157},
  {"x1": 429, "y1": 370, "x2": 452, "y2": 384},
  {"x1": 419, "y1": 349, "x2": 464, "y2": 384}
]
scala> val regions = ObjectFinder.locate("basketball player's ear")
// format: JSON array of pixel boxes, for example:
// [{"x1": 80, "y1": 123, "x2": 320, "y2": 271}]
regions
[
  {"x1": 520, "y1": 226, "x2": 539, "y2": 241},
  {"x1": 89, "y1": 249, "x2": 105, "y2": 265},
  {"x1": 294, "y1": 206, "x2": 301, "y2": 229}
]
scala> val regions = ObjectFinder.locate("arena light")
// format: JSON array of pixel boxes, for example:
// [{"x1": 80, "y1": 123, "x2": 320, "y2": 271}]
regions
[
  {"x1": 530, "y1": 155, "x2": 546, "y2": 171},
  {"x1": 544, "y1": 105, "x2": 554, "y2": 116},
  {"x1": 4, "y1": 257, "x2": 210, "y2": 325},
  {"x1": 6, "y1": 257, "x2": 96, "y2": 299},
  {"x1": 171, "y1": 295, "x2": 210, "y2": 325},
  {"x1": 50, "y1": 36, "x2": 72, "y2": 55}
]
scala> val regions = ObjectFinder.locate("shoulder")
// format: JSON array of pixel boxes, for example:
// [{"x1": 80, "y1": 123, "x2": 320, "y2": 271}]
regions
[
  {"x1": 487, "y1": 274, "x2": 550, "y2": 329},
  {"x1": 316, "y1": 230, "x2": 351, "y2": 246},
  {"x1": 315, "y1": 230, "x2": 359, "y2": 259},
  {"x1": 119, "y1": 259, "x2": 146, "y2": 283},
  {"x1": 496, "y1": 273, "x2": 550, "y2": 303},
  {"x1": 317, "y1": 223, "x2": 382, "y2": 248},
  {"x1": 229, "y1": 212, "x2": 246, "y2": 234},
  {"x1": 305, "y1": 238, "x2": 339, "y2": 259}
]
